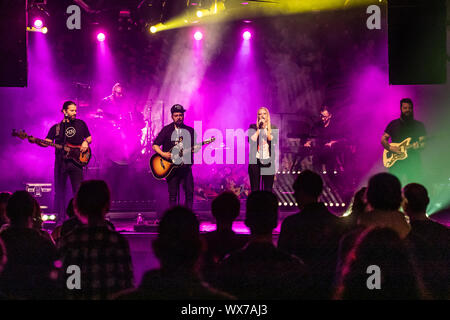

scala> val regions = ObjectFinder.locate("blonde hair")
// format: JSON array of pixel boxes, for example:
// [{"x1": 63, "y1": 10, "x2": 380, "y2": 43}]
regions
[{"x1": 256, "y1": 107, "x2": 272, "y2": 136}]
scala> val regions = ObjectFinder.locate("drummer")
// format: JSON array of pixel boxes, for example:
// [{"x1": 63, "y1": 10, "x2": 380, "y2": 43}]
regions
[{"x1": 97, "y1": 83, "x2": 126, "y2": 120}]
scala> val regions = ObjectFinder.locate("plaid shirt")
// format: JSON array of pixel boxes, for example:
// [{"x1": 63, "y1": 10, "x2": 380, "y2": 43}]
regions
[{"x1": 58, "y1": 225, "x2": 134, "y2": 300}]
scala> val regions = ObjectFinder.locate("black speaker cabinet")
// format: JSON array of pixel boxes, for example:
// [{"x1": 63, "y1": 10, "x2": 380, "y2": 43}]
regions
[
  {"x1": 388, "y1": 0, "x2": 447, "y2": 85},
  {"x1": 0, "y1": 0, "x2": 27, "y2": 87}
]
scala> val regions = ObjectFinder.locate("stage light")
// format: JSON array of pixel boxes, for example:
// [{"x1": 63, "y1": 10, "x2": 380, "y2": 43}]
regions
[
  {"x1": 42, "y1": 215, "x2": 49, "y2": 221},
  {"x1": 41, "y1": 27, "x2": 48, "y2": 34},
  {"x1": 243, "y1": 31, "x2": 252, "y2": 40},
  {"x1": 196, "y1": 10, "x2": 203, "y2": 18},
  {"x1": 34, "y1": 19, "x2": 43, "y2": 29},
  {"x1": 194, "y1": 31, "x2": 203, "y2": 41},
  {"x1": 97, "y1": 32, "x2": 106, "y2": 42},
  {"x1": 150, "y1": 26, "x2": 157, "y2": 33},
  {"x1": 49, "y1": 214, "x2": 56, "y2": 220}
]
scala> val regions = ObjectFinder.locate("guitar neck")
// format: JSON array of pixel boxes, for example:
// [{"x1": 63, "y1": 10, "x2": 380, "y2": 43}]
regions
[
  {"x1": 34, "y1": 137, "x2": 63, "y2": 149},
  {"x1": 189, "y1": 140, "x2": 212, "y2": 152}
]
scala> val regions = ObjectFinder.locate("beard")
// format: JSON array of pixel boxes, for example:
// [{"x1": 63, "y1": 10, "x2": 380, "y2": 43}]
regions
[{"x1": 400, "y1": 111, "x2": 414, "y2": 122}]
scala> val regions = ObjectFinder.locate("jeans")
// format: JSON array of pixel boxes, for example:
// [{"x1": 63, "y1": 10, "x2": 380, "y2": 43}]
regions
[
  {"x1": 54, "y1": 157, "x2": 83, "y2": 221},
  {"x1": 166, "y1": 165, "x2": 194, "y2": 209}
]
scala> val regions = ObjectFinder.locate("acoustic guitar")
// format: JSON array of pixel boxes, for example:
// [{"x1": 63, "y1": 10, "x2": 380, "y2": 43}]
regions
[
  {"x1": 12, "y1": 129, "x2": 92, "y2": 167},
  {"x1": 150, "y1": 137, "x2": 215, "y2": 180},
  {"x1": 383, "y1": 137, "x2": 425, "y2": 168}
]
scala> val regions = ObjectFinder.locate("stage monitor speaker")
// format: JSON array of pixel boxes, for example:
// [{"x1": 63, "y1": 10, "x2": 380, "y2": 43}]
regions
[
  {"x1": 0, "y1": 0, "x2": 27, "y2": 87},
  {"x1": 388, "y1": 0, "x2": 447, "y2": 85}
]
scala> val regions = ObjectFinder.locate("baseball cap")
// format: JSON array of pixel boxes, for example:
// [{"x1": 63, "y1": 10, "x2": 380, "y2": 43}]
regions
[{"x1": 171, "y1": 104, "x2": 186, "y2": 114}]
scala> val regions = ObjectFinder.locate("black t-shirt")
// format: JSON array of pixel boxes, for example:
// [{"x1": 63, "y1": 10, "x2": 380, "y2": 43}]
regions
[
  {"x1": 153, "y1": 122, "x2": 197, "y2": 163},
  {"x1": 312, "y1": 120, "x2": 342, "y2": 146},
  {"x1": 385, "y1": 118, "x2": 426, "y2": 143},
  {"x1": 46, "y1": 119, "x2": 91, "y2": 155}
]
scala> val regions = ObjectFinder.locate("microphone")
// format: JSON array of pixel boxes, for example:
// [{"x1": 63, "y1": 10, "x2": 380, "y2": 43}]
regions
[{"x1": 258, "y1": 121, "x2": 264, "y2": 129}]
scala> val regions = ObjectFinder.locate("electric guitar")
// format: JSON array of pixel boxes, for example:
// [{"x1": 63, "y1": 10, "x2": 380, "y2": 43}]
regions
[
  {"x1": 150, "y1": 137, "x2": 216, "y2": 180},
  {"x1": 12, "y1": 129, "x2": 92, "y2": 167},
  {"x1": 383, "y1": 137, "x2": 425, "y2": 168}
]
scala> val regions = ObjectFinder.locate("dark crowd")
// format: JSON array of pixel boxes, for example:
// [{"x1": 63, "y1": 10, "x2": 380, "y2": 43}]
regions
[{"x1": 0, "y1": 170, "x2": 448, "y2": 300}]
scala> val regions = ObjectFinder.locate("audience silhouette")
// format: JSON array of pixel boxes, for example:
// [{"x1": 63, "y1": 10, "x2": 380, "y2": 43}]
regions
[
  {"x1": 0, "y1": 192, "x2": 11, "y2": 230},
  {"x1": 402, "y1": 183, "x2": 450, "y2": 299},
  {"x1": 278, "y1": 170, "x2": 348, "y2": 299},
  {"x1": 201, "y1": 191, "x2": 249, "y2": 283},
  {"x1": 0, "y1": 168, "x2": 448, "y2": 300},
  {"x1": 359, "y1": 173, "x2": 410, "y2": 239},
  {"x1": 58, "y1": 180, "x2": 133, "y2": 300},
  {"x1": 116, "y1": 206, "x2": 233, "y2": 300},
  {"x1": 0, "y1": 191, "x2": 61, "y2": 299},
  {"x1": 214, "y1": 191, "x2": 311, "y2": 299},
  {"x1": 334, "y1": 227, "x2": 426, "y2": 300}
]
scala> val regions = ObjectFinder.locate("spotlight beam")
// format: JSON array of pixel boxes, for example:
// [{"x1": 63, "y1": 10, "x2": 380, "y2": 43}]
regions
[{"x1": 151, "y1": 0, "x2": 375, "y2": 33}]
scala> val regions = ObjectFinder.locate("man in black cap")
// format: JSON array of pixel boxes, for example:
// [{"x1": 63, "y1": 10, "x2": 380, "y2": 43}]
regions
[{"x1": 152, "y1": 104, "x2": 198, "y2": 209}]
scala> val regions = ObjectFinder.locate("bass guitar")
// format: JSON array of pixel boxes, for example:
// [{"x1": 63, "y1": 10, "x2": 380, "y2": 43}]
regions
[
  {"x1": 150, "y1": 137, "x2": 215, "y2": 180},
  {"x1": 12, "y1": 129, "x2": 92, "y2": 167},
  {"x1": 383, "y1": 137, "x2": 425, "y2": 168}
]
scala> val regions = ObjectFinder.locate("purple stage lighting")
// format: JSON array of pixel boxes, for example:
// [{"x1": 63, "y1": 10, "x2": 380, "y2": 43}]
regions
[
  {"x1": 243, "y1": 31, "x2": 251, "y2": 40},
  {"x1": 97, "y1": 32, "x2": 106, "y2": 42},
  {"x1": 34, "y1": 19, "x2": 43, "y2": 29},
  {"x1": 194, "y1": 31, "x2": 203, "y2": 41}
]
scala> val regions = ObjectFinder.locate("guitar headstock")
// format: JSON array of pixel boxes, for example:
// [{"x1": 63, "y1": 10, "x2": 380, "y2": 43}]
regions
[
  {"x1": 204, "y1": 136, "x2": 216, "y2": 145},
  {"x1": 12, "y1": 129, "x2": 28, "y2": 140}
]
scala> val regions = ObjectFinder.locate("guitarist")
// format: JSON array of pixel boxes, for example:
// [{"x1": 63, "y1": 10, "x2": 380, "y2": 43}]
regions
[
  {"x1": 29, "y1": 101, "x2": 92, "y2": 222},
  {"x1": 381, "y1": 98, "x2": 426, "y2": 184},
  {"x1": 152, "y1": 104, "x2": 199, "y2": 209}
]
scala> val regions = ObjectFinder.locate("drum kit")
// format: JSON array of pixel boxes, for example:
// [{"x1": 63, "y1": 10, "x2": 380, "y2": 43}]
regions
[{"x1": 87, "y1": 107, "x2": 149, "y2": 167}]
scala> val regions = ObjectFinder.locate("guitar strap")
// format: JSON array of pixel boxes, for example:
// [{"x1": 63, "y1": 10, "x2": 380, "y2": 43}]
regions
[{"x1": 56, "y1": 123, "x2": 60, "y2": 137}]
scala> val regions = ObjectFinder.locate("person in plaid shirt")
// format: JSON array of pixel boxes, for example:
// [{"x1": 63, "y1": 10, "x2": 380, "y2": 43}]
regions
[{"x1": 58, "y1": 180, "x2": 134, "y2": 300}]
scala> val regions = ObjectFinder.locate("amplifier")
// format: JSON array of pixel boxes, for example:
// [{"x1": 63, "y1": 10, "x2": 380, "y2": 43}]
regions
[{"x1": 25, "y1": 182, "x2": 52, "y2": 211}]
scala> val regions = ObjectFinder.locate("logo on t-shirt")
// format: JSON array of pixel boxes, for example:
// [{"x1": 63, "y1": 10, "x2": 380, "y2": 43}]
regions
[{"x1": 66, "y1": 127, "x2": 76, "y2": 138}]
